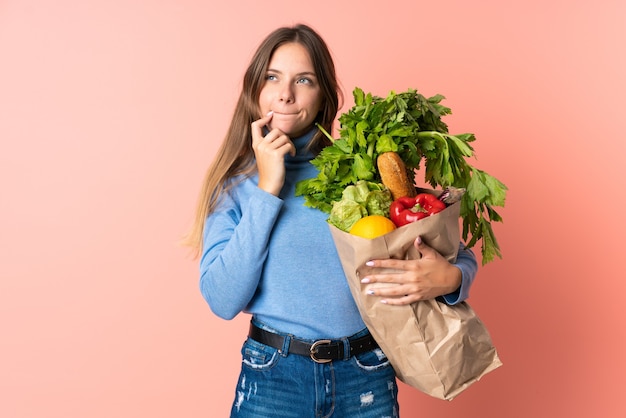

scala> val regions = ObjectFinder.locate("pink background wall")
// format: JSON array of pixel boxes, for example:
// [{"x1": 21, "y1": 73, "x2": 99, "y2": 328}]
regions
[{"x1": 1, "y1": 1, "x2": 625, "y2": 417}]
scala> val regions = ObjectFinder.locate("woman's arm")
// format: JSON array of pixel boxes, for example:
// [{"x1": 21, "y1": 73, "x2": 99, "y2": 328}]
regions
[
  {"x1": 441, "y1": 242, "x2": 477, "y2": 304},
  {"x1": 199, "y1": 185, "x2": 282, "y2": 319},
  {"x1": 201, "y1": 114, "x2": 297, "y2": 319}
]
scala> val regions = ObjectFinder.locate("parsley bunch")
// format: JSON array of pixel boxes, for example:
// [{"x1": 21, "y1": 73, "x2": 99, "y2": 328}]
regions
[{"x1": 295, "y1": 87, "x2": 507, "y2": 264}]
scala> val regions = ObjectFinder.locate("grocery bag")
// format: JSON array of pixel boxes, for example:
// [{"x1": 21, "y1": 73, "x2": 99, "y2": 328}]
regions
[{"x1": 329, "y1": 199, "x2": 502, "y2": 400}]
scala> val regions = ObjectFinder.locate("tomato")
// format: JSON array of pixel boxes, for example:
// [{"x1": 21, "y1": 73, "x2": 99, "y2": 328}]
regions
[{"x1": 349, "y1": 215, "x2": 397, "y2": 239}]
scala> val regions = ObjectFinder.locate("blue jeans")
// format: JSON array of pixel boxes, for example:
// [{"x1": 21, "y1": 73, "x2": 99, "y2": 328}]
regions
[{"x1": 230, "y1": 321, "x2": 399, "y2": 417}]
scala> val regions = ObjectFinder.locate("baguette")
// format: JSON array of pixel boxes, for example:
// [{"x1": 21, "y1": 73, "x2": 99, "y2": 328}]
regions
[{"x1": 377, "y1": 152, "x2": 416, "y2": 200}]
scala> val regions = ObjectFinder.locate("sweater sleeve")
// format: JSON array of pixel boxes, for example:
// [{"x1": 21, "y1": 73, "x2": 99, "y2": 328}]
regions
[
  {"x1": 441, "y1": 242, "x2": 478, "y2": 305},
  {"x1": 199, "y1": 185, "x2": 283, "y2": 319}
]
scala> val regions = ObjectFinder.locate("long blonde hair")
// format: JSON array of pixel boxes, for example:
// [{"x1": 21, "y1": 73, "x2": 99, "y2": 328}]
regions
[{"x1": 183, "y1": 24, "x2": 342, "y2": 258}]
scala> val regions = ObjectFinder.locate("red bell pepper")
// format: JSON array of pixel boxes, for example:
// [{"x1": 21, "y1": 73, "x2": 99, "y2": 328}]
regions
[{"x1": 389, "y1": 193, "x2": 447, "y2": 227}]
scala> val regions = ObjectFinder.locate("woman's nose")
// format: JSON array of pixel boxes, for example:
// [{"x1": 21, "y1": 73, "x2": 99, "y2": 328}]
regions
[{"x1": 279, "y1": 85, "x2": 294, "y2": 103}]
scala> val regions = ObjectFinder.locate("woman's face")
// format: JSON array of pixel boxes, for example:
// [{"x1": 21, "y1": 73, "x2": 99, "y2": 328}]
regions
[{"x1": 258, "y1": 42, "x2": 323, "y2": 138}]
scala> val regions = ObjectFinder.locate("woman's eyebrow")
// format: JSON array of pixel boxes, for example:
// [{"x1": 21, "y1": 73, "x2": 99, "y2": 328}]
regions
[{"x1": 267, "y1": 68, "x2": 317, "y2": 78}]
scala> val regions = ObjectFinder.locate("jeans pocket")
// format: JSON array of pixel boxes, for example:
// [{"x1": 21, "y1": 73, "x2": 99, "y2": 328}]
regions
[
  {"x1": 353, "y1": 348, "x2": 392, "y2": 372},
  {"x1": 241, "y1": 338, "x2": 280, "y2": 371}
]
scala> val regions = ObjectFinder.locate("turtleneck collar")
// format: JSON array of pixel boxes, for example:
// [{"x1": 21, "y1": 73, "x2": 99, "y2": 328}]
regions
[{"x1": 285, "y1": 126, "x2": 318, "y2": 164}]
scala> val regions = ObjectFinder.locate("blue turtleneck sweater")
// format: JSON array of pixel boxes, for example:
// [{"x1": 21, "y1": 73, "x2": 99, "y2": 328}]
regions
[{"x1": 199, "y1": 128, "x2": 477, "y2": 339}]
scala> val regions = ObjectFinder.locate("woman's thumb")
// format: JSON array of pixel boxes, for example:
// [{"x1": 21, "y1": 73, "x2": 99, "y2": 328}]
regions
[{"x1": 414, "y1": 235, "x2": 433, "y2": 254}]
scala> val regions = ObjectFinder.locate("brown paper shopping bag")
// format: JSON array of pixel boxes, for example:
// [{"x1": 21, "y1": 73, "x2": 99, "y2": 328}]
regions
[{"x1": 329, "y1": 200, "x2": 502, "y2": 400}]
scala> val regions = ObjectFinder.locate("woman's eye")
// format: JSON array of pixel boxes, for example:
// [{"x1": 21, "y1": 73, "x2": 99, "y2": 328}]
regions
[
  {"x1": 266, "y1": 74, "x2": 277, "y2": 81},
  {"x1": 297, "y1": 77, "x2": 313, "y2": 85}
]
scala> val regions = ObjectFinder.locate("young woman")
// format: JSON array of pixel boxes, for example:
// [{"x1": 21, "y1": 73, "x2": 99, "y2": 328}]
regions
[{"x1": 186, "y1": 24, "x2": 478, "y2": 417}]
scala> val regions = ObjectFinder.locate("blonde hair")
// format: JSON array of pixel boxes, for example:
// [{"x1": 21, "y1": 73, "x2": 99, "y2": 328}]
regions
[{"x1": 183, "y1": 24, "x2": 342, "y2": 258}]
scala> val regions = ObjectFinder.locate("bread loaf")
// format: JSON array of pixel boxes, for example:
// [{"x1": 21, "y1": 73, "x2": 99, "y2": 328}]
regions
[{"x1": 377, "y1": 152, "x2": 416, "y2": 200}]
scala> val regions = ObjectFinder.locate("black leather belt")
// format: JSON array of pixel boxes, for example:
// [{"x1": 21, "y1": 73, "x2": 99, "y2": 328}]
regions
[{"x1": 248, "y1": 322, "x2": 379, "y2": 363}]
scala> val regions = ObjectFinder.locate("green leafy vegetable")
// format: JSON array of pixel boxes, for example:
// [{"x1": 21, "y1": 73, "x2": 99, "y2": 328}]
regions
[
  {"x1": 327, "y1": 180, "x2": 392, "y2": 232},
  {"x1": 295, "y1": 87, "x2": 507, "y2": 264}
]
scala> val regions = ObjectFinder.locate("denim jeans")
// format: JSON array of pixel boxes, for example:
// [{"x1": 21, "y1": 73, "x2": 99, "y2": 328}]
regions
[{"x1": 230, "y1": 321, "x2": 399, "y2": 417}]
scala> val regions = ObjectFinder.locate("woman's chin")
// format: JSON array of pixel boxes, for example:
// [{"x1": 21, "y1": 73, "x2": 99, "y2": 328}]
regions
[{"x1": 268, "y1": 122, "x2": 308, "y2": 137}]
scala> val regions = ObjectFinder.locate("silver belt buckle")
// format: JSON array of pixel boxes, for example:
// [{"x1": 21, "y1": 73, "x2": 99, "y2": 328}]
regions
[{"x1": 310, "y1": 339, "x2": 333, "y2": 363}]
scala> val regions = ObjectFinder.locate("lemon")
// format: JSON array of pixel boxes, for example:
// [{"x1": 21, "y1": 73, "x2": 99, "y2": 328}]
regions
[{"x1": 349, "y1": 215, "x2": 396, "y2": 239}]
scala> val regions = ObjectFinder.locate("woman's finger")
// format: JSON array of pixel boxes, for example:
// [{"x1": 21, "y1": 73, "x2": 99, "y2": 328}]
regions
[
  {"x1": 360, "y1": 272, "x2": 406, "y2": 284},
  {"x1": 251, "y1": 111, "x2": 274, "y2": 147},
  {"x1": 365, "y1": 257, "x2": 417, "y2": 270}
]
